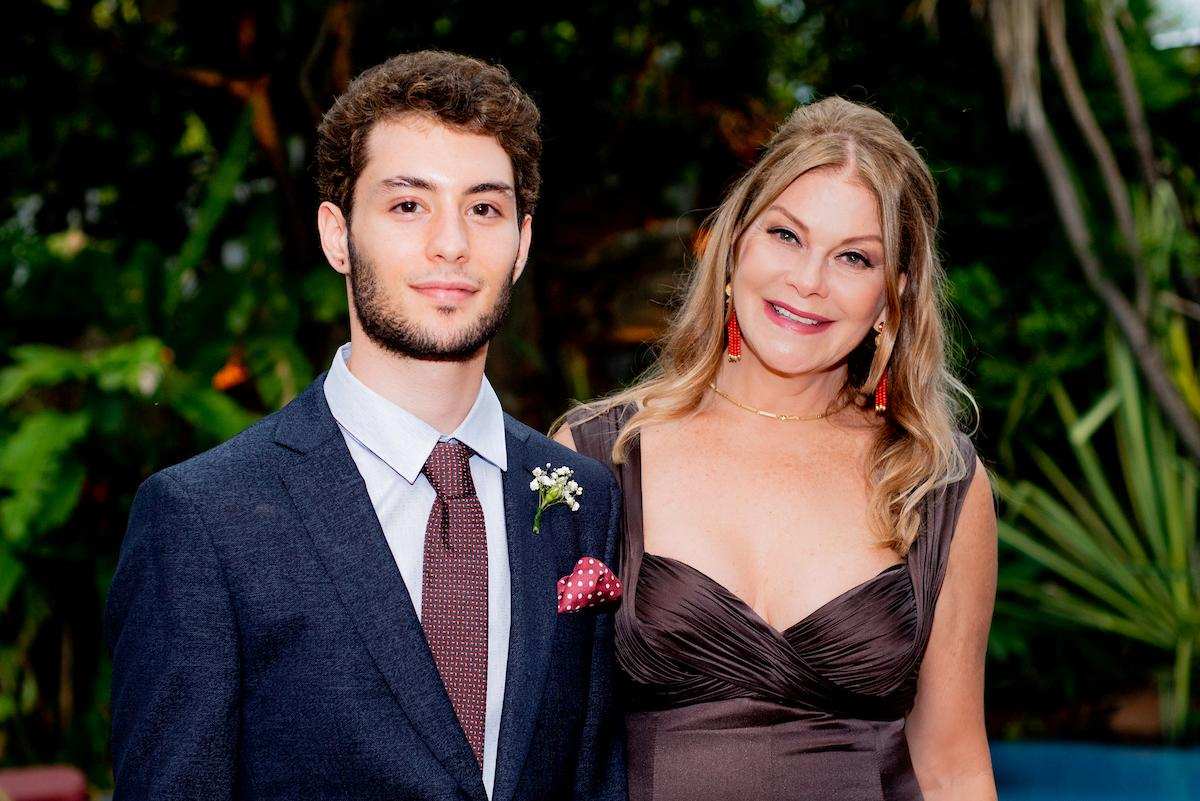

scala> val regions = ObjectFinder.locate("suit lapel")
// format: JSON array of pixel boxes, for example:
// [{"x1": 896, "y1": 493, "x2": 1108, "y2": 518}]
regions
[
  {"x1": 274, "y1": 378, "x2": 487, "y2": 801},
  {"x1": 492, "y1": 418, "x2": 562, "y2": 801}
]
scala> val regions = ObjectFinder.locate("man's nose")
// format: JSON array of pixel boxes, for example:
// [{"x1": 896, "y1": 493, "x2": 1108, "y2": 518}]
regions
[{"x1": 426, "y1": 209, "x2": 469, "y2": 264}]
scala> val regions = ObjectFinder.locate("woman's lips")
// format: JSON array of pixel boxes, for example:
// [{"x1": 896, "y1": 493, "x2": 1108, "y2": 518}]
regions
[{"x1": 763, "y1": 299, "x2": 833, "y2": 334}]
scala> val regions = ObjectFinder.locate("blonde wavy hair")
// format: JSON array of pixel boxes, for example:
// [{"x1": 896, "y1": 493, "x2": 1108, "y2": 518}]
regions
[{"x1": 554, "y1": 96, "x2": 976, "y2": 555}]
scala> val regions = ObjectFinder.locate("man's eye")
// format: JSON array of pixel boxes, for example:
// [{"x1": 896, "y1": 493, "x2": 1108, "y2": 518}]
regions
[
  {"x1": 393, "y1": 200, "x2": 419, "y2": 213},
  {"x1": 471, "y1": 203, "x2": 499, "y2": 217}
]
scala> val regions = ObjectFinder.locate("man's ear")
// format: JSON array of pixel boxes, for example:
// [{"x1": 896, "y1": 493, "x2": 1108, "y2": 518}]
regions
[
  {"x1": 511, "y1": 212, "x2": 533, "y2": 283},
  {"x1": 318, "y1": 201, "x2": 351, "y2": 277}
]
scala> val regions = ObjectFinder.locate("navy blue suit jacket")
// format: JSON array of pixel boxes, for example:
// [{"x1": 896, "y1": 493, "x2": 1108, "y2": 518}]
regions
[{"x1": 105, "y1": 374, "x2": 627, "y2": 800}]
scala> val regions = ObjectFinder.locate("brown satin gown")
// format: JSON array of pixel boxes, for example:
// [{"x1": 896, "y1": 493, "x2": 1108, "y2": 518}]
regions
[{"x1": 566, "y1": 404, "x2": 978, "y2": 801}]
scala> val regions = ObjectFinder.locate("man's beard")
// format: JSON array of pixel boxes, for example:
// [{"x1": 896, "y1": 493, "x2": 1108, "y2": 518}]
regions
[{"x1": 347, "y1": 236, "x2": 515, "y2": 362}]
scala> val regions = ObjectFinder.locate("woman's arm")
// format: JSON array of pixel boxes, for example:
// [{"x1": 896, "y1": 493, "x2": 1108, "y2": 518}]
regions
[{"x1": 906, "y1": 456, "x2": 999, "y2": 801}]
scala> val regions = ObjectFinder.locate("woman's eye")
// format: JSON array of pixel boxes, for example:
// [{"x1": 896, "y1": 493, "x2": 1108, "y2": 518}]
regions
[
  {"x1": 843, "y1": 251, "x2": 874, "y2": 268},
  {"x1": 767, "y1": 226, "x2": 799, "y2": 245},
  {"x1": 393, "y1": 200, "x2": 419, "y2": 214}
]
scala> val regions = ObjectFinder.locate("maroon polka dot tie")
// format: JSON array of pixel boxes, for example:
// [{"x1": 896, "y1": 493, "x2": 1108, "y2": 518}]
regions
[{"x1": 421, "y1": 440, "x2": 488, "y2": 767}]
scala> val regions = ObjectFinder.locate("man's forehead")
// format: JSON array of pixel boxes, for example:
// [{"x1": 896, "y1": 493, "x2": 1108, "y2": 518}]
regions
[{"x1": 362, "y1": 116, "x2": 514, "y2": 190}]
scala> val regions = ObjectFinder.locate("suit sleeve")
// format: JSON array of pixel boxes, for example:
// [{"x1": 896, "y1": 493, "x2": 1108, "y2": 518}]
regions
[
  {"x1": 571, "y1": 469, "x2": 629, "y2": 801},
  {"x1": 105, "y1": 470, "x2": 240, "y2": 799}
]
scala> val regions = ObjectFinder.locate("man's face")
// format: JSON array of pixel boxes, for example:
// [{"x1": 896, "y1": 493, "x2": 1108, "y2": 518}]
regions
[{"x1": 322, "y1": 114, "x2": 532, "y2": 361}]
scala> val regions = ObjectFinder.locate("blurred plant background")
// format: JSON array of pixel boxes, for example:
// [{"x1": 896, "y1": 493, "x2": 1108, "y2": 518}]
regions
[{"x1": 0, "y1": 0, "x2": 1197, "y2": 787}]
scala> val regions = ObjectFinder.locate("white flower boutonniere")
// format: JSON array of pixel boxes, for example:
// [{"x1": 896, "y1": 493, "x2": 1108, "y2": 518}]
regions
[{"x1": 529, "y1": 463, "x2": 583, "y2": 534}]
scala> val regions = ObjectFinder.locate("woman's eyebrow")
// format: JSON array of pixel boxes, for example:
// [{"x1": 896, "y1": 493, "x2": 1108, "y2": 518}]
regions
[
  {"x1": 767, "y1": 205, "x2": 882, "y2": 246},
  {"x1": 768, "y1": 205, "x2": 809, "y2": 232},
  {"x1": 841, "y1": 234, "x2": 884, "y2": 245}
]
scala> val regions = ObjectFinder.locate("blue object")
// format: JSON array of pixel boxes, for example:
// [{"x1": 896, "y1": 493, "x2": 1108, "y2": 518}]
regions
[
  {"x1": 991, "y1": 740, "x2": 1200, "y2": 800},
  {"x1": 104, "y1": 375, "x2": 627, "y2": 801}
]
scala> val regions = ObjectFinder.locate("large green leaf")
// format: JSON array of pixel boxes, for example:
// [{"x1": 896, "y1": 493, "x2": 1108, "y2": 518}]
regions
[
  {"x1": 0, "y1": 411, "x2": 90, "y2": 545},
  {"x1": 996, "y1": 519, "x2": 1171, "y2": 632},
  {"x1": 246, "y1": 336, "x2": 314, "y2": 410},
  {"x1": 0, "y1": 345, "x2": 89, "y2": 406},
  {"x1": 159, "y1": 369, "x2": 258, "y2": 442},
  {"x1": 1048, "y1": 382, "x2": 1147, "y2": 562},
  {"x1": 90, "y1": 337, "x2": 170, "y2": 397},
  {"x1": 999, "y1": 331, "x2": 1200, "y2": 739},
  {"x1": 0, "y1": 547, "x2": 22, "y2": 612},
  {"x1": 163, "y1": 110, "x2": 255, "y2": 317}
]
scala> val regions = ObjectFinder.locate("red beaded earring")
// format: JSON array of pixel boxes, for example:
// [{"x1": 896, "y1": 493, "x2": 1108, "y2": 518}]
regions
[
  {"x1": 874, "y1": 320, "x2": 889, "y2": 414},
  {"x1": 874, "y1": 373, "x2": 889, "y2": 414},
  {"x1": 725, "y1": 283, "x2": 742, "y2": 362}
]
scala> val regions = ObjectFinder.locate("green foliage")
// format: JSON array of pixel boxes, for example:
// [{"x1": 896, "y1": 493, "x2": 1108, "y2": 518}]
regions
[
  {"x1": 0, "y1": 103, "x2": 274, "y2": 775},
  {"x1": 0, "y1": 410, "x2": 90, "y2": 548},
  {"x1": 997, "y1": 331, "x2": 1200, "y2": 740},
  {"x1": 0, "y1": 347, "x2": 90, "y2": 405},
  {"x1": 166, "y1": 110, "x2": 255, "y2": 318},
  {"x1": 0, "y1": 0, "x2": 1195, "y2": 779},
  {"x1": 1139, "y1": 178, "x2": 1200, "y2": 419}
]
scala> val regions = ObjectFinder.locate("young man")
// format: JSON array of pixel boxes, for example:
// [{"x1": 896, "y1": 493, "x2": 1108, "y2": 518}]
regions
[{"x1": 106, "y1": 50, "x2": 626, "y2": 801}]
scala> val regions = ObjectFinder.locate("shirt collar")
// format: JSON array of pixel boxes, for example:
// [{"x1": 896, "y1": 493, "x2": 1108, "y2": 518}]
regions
[{"x1": 322, "y1": 342, "x2": 508, "y2": 483}]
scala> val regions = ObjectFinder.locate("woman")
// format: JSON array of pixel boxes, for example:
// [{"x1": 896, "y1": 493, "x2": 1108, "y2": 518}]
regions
[{"x1": 552, "y1": 97, "x2": 997, "y2": 800}]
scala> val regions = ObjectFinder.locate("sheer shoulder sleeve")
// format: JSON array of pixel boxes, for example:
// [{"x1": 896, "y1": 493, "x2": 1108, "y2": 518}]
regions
[
  {"x1": 909, "y1": 431, "x2": 979, "y2": 656},
  {"x1": 562, "y1": 403, "x2": 636, "y2": 473}
]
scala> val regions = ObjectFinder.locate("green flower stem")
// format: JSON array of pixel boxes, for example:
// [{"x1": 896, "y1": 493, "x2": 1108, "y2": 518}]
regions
[{"x1": 533, "y1": 488, "x2": 566, "y2": 534}]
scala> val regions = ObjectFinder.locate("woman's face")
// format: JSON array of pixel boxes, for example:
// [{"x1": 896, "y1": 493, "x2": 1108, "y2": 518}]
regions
[{"x1": 731, "y1": 166, "x2": 900, "y2": 378}]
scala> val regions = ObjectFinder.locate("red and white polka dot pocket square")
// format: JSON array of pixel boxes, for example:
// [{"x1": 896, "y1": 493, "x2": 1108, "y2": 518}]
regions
[{"x1": 557, "y1": 557, "x2": 623, "y2": 613}]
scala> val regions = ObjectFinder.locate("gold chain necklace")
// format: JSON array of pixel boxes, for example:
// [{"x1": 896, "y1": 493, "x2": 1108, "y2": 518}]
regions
[{"x1": 708, "y1": 382, "x2": 845, "y2": 422}]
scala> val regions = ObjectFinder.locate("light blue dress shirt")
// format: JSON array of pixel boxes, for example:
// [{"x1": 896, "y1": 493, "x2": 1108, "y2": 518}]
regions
[{"x1": 323, "y1": 343, "x2": 511, "y2": 798}]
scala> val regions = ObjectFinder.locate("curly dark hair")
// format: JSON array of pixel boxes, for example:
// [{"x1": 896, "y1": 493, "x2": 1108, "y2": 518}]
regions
[{"x1": 316, "y1": 50, "x2": 542, "y2": 219}]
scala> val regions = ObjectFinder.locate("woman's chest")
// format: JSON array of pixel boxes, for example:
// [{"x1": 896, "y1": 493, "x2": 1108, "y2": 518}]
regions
[{"x1": 637, "y1": 430, "x2": 900, "y2": 631}]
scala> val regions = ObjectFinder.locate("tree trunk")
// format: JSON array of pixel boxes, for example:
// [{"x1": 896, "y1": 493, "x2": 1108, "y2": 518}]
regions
[
  {"x1": 1097, "y1": 5, "x2": 1160, "y2": 191},
  {"x1": 1021, "y1": 102, "x2": 1200, "y2": 461},
  {"x1": 1041, "y1": 0, "x2": 1149, "y2": 316}
]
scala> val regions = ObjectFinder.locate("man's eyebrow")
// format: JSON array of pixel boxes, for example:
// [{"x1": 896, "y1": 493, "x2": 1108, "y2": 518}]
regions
[
  {"x1": 379, "y1": 175, "x2": 435, "y2": 192},
  {"x1": 376, "y1": 176, "x2": 514, "y2": 197},
  {"x1": 767, "y1": 205, "x2": 883, "y2": 246},
  {"x1": 467, "y1": 181, "x2": 514, "y2": 196}
]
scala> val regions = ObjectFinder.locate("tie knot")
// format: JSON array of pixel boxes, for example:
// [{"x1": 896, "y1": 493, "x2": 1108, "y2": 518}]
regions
[{"x1": 422, "y1": 440, "x2": 476, "y2": 499}]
